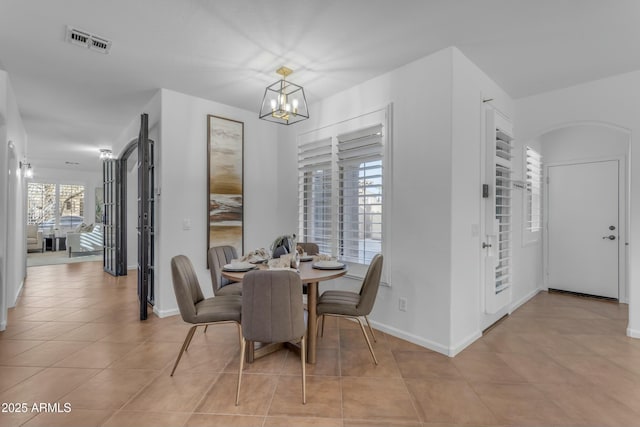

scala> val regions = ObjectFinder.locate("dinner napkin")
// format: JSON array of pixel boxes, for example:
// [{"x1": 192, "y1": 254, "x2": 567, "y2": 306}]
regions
[
  {"x1": 268, "y1": 256, "x2": 292, "y2": 269},
  {"x1": 313, "y1": 254, "x2": 333, "y2": 262},
  {"x1": 241, "y1": 248, "x2": 269, "y2": 263}
]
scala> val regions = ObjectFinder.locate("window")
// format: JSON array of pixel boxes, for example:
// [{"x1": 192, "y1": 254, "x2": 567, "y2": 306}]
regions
[
  {"x1": 298, "y1": 107, "x2": 389, "y2": 272},
  {"x1": 298, "y1": 137, "x2": 333, "y2": 254},
  {"x1": 337, "y1": 125, "x2": 383, "y2": 264},
  {"x1": 27, "y1": 182, "x2": 85, "y2": 232},
  {"x1": 27, "y1": 182, "x2": 56, "y2": 226},
  {"x1": 525, "y1": 147, "x2": 542, "y2": 233}
]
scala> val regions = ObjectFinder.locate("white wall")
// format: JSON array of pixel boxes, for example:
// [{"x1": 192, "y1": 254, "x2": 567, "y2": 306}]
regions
[
  {"x1": 509, "y1": 137, "x2": 544, "y2": 314},
  {"x1": 0, "y1": 70, "x2": 28, "y2": 329},
  {"x1": 114, "y1": 89, "x2": 281, "y2": 317},
  {"x1": 515, "y1": 70, "x2": 640, "y2": 338},
  {"x1": 540, "y1": 125, "x2": 629, "y2": 162},
  {"x1": 449, "y1": 49, "x2": 515, "y2": 353},
  {"x1": 278, "y1": 47, "x2": 514, "y2": 354}
]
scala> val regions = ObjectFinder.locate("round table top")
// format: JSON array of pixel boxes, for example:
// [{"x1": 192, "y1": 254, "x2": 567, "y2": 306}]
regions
[{"x1": 221, "y1": 259, "x2": 347, "y2": 283}]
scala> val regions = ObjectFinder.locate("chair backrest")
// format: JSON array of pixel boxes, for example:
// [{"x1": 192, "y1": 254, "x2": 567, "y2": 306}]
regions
[
  {"x1": 357, "y1": 254, "x2": 383, "y2": 314},
  {"x1": 27, "y1": 224, "x2": 38, "y2": 238},
  {"x1": 242, "y1": 270, "x2": 304, "y2": 343},
  {"x1": 208, "y1": 245, "x2": 238, "y2": 293},
  {"x1": 171, "y1": 255, "x2": 205, "y2": 324},
  {"x1": 297, "y1": 242, "x2": 319, "y2": 255}
]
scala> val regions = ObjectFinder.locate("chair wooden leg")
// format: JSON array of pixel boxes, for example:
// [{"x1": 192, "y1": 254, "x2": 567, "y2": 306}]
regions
[
  {"x1": 300, "y1": 335, "x2": 307, "y2": 404},
  {"x1": 320, "y1": 314, "x2": 326, "y2": 337},
  {"x1": 204, "y1": 325, "x2": 208, "y2": 333},
  {"x1": 236, "y1": 323, "x2": 243, "y2": 348},
  {"x1": 356, "y1": 317, "x2": 378, "y2": 365},
  {"x1": 170, "y1": 325, "x2": 198, "y2": 376},
  {"x1": 184, "y1": 324, "x2": 199, "y2": 352},
  {"x1": 364, "y1": 315, "x2": 377, "y2": 342},
  {"x1": 236, "y1": 337, "x2": 246, "y2": 405}
]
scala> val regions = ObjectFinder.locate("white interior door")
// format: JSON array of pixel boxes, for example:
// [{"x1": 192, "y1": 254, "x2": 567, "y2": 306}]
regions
[{"x1": 547, "y1": 160, "x2": 619, "y2": 298}]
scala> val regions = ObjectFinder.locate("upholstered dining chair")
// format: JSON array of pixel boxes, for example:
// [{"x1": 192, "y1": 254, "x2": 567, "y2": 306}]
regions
[
  {"x1": 236, "y1": 270, "x2": 306, "y2": 405},
  {"x1": 317, "y1": 253, "x2": 383, "y2": 365},
  {"x1": 297, "y1": 242, "x2": 319, "y2": 255},
  {"x1": 170, "y1": 255, "x2": 242, "y2": 376},
  {"x1": 208, "y1": 245, "x2": 243, "y2": 296}
]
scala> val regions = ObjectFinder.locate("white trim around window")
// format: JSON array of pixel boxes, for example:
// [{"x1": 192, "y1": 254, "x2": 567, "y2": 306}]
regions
[{"x1": 297, "y1": 104, "x2": 393, "y2": 284}]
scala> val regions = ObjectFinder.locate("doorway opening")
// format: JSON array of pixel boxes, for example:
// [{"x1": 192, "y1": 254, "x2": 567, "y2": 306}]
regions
[
  {"x1": 539, "y1": 123, "x2": 629, "y2": 303},
  {"x1": 103, "y1": 114, "x2": 155, "y2": 320}
]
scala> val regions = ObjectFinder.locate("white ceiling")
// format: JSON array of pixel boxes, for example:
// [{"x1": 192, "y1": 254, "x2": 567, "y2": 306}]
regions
[{"x1": 1, "y1": 0, "x2": 640, "y2": 172}]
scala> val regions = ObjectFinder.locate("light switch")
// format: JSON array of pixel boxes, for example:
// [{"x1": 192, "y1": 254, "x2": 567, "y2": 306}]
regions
[{"x1": 182, "y1": 218, "x2": 191, "y2": 230}]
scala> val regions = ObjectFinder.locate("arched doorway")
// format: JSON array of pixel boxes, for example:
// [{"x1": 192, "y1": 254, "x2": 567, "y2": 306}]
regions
[
  {"x1": 103, "y1": 114, "x2": 155, "y2": 320},
  {"x1": 533, "y1": 122, "x2": 630, "y2": 302}
]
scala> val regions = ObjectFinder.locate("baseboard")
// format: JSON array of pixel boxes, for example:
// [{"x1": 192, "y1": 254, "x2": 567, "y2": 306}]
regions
[
  {"x1": 509, "y1": 287, "x2": 543, "y2": 314},
  {"x1": 368, "y1": 319, "x2": 450, "y2": 356},
  {"x1": 10, "y1": 279, "x2": 25, "y2": 308},
  {"x1": 448, "y1": 330, "x2": 482, "y2": 357},
  {"x1": 127, "y1": 265, "x2": 137, "y2": 271},
  {"x1": 627, "y1": 327, "x2": 640, "y2": 339},
  {"x1": 0, "y1": 321, "x2": 6, "y2": 331},
  {"x1": 152, "y1": 306, "x2": 179, "y2": 318}
]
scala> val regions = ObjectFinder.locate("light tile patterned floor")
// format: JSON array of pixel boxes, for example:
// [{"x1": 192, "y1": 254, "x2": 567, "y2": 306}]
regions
[{"x1": 1, "y1": 261, "x2": 640, "y2": 426}]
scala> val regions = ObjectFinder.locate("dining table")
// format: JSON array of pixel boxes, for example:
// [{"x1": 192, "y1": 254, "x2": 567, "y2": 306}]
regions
[{"x1": 221, "y1": 259, "x2": 347, "y2": 364}]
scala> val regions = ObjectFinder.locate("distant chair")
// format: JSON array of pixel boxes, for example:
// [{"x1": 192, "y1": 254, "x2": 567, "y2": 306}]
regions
[
  {"x1": 208, "y1": 245, "x2": 243, "y2": 296},
  {"x1": 236, "y1": 269, "x2": 306, "y2": 405},
  {"x1": 170, "y1": 255, "x2": 242, "y2": 376},
  {"x1": 317, "y1": 253, "x2": 383, "y2": 364},
  {"x1": 26, "y1": 224, "x2": 43, "y2": 253},
  {"x1": 297, "y1": 242, "x2": 319, "y2": 255}
]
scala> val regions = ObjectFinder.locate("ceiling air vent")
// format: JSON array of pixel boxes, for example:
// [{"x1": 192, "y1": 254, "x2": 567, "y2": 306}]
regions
[{"x1": 65, "y1": 26, "x2": 112, "y2": 54}]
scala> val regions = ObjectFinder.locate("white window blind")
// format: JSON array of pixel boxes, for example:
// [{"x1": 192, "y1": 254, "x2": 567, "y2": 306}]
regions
[
  {"x1": 298, "y1": 137, "x2": 333, "y2": 254},
  {"x1": 525, "y1": 147, "x2": 542, "y2": 232},
  {"x1": 337, "y1": 124, "x2": 383, "y2": 264},
  {"x1": 494, "y1": 128, "x2": 513, "y2": 295}
]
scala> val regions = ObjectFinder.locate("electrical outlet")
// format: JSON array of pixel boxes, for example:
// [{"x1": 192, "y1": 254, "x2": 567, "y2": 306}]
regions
[{"x1": 398, "y1": 297, "x2": 407, "y2": 312}]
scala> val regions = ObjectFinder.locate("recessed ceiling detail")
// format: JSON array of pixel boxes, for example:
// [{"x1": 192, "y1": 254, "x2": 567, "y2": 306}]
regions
[{"x1": 65, "y1": 26, "x2": 112, "y2": 54}]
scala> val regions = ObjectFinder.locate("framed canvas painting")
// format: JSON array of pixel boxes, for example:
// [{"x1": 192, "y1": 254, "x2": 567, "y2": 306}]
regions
[{"x1": 207, "y1": 115, "x2": 244, "y2": 256}]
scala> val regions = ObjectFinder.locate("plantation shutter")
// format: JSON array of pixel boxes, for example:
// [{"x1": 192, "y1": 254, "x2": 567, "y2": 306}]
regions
[
  {"x1": 526, "y1": 147, "x2": 542, "y2": 232},
  {"x1": 298, "y1": 137, "x2": 333, "y2": 254},
  {"x1": 337, "y1": 124, "x2": 384, "y2": 264}
]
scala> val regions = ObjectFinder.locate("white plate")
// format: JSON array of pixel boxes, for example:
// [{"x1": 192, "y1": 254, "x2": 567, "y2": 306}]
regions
[
  {"x1": 223, "y1": 262, "x2": 256, "y2": 272},
  {"x1": 299, "y1": 255, "x2": 314, "y2": 262},
  {"x1": 249, "y1": 257, "x2": 267, "y2": 264},
  {"x1": 312, "y1": 260, "x2": 345, "y2": 270}
]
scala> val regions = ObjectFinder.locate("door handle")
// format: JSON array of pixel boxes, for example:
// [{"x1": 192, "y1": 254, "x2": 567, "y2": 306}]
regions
[
  {"x1": 602, "y1": 235, "x2": 616, "y2": 240},
  {"x1": 482, "y1": 242, "x2": 492, "y2": 248}
]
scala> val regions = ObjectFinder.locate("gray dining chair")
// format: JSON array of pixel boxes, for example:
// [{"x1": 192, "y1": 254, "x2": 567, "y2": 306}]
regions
[
  {"x1": 208, "y1": 245, "x2": 243, "y2": 296},
  {"x1": 316, "y1": 253, "x2": 383, "y2": 364},
  {"x1": 170, "y1": 255, "x2": 242, "y2": 376},
  {"x1": 297, "y1": 242, "x2": 319, "y2": 255},
  {"x1": 236, "y1": 269, "x2": 306, "y2": 405}
]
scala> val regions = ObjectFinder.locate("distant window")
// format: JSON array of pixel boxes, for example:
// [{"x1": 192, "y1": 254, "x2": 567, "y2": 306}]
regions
[
  {"x1": 28, "y1": 182, "x2": 85, "y2": 231},
  {"x1": 525, "y1": 147, "x2": 542, "y2": 232}
]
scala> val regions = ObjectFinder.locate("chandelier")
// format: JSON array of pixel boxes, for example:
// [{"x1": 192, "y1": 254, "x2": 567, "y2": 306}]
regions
[{"x1": 259, "y1": 66, "x2": 309, "y2": 125}]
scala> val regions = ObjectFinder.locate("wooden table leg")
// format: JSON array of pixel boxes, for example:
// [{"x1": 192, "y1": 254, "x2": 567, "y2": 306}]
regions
[{"x1": 307, "y1": 281, "x2": 318, "y2": 364}]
